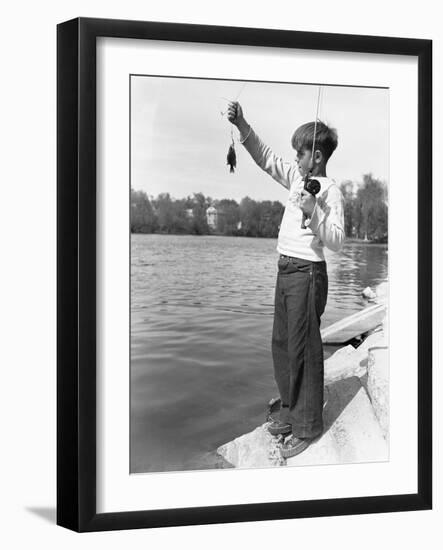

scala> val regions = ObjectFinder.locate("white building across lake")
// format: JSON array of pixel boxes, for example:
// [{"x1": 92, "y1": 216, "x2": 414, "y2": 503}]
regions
[{"x1": 206, "y1": 205, "x2": 217, "y2": 230}]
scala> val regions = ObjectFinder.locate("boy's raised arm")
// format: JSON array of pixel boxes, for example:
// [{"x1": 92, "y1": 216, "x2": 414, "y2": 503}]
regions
[{"x1": 227, "y1": 102, "x2": 298, "y2": 190}]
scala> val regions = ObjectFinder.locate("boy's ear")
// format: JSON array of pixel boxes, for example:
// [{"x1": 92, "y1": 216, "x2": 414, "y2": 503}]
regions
[{"x1": 314, "y1": 149, "x2": 323, "y2": 164}]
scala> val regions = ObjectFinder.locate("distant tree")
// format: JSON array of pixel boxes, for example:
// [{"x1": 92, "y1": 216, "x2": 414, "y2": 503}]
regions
[
  {"x1": 355, "y1": 174, "x2": 388, "y2": 241},
  {"x1": 190, "y1": 192, "x2": 210, "y2": 235},
  {"x1": 270, "y1": 201, "x2": 285, "y2": 236},
  {"x1": 239, "y1": 196, "x2": 261, "y2": 236},
  {"x1": 171, "y1": 198, "x2": 192, "y2": 234},
  {"x1": 215, "y1": 199, "x2": 240, "y2": 235},
  {"x1": 340, "y1": 180, "x2": 357, "y2": 238},
  {"x1": 131, "y1": 189, "x2": 157, "y2": 233},
  {"x1": 255, "y1": 200, "x2": 274, "y2": 237},
  {"x1": 154, "y1": 192, "x2": 175, "y2": 233}
]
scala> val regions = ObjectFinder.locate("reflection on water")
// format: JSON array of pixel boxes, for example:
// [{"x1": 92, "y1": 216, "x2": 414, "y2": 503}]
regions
[{"x1": 130, "y1": 234, "x2": 388, "y2": 473}]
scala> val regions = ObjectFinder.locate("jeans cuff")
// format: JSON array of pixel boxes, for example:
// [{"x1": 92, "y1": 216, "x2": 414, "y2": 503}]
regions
[{"x1": 279, "y1": 405, "x2": 290, "y2": 423}]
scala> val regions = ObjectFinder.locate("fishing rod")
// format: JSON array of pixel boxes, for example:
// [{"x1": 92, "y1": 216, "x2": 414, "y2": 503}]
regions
[
  {"x1": 300, "y1": 88, "x2": 388, "y2": 268},
  {"x1": 301, "y1": 86, "x2": 322, "y2": 228}
]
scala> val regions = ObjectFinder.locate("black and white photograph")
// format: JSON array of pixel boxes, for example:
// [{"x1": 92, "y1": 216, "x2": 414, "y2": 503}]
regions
[
  {"x1": 130, "y1": 75, "x2": 389, "y2": 474},
  {"x1": 1, "y1": 0, "x2": 438, "y2": 541}
]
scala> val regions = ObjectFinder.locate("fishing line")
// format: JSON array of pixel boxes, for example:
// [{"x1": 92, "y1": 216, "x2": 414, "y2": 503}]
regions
[
  {"x1": 318, "y1": 86, "x2": 324, "y2": 123},
  {"x1": 309, "y1": 86, "x2": 322, "y2": 167},
  {"x1": 219, "y1": 82, "x2": 248, "y2": 117},
  {"x1": 233, "y1": 82, "x2": 247, "y2": 103}
]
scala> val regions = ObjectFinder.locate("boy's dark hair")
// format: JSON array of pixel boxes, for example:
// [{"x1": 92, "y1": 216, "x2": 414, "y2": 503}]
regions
[{"x1": 291, "y1": 120, "x2": 338, "y2": 161}]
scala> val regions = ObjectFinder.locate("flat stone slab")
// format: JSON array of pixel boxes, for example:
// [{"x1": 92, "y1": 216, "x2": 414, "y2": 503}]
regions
[{"x1": 321, "y1": 303, "x2": 386, "y2": 345}]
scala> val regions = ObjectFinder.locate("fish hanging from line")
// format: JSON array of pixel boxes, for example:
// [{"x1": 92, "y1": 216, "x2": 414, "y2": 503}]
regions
[
  {"x1": 220, "y1": 84, "x2": 248, "y2": 174},
  {"x1": 227, "y1": 141, "x2": 236, "y2": 173}
]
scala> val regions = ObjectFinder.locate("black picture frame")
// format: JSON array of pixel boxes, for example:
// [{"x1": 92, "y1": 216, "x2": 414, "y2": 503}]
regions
[{"x1": 57, "y1": 17, "x2": 432, "y2": 532}]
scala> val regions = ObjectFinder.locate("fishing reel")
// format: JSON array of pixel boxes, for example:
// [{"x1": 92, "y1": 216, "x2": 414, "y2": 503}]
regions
[
  {"x1": 304, "y1": 177, "x2": 321, "y2": 196},
  {"x1": 300, "y1": 175, "x2": 321, "y2": 229}
]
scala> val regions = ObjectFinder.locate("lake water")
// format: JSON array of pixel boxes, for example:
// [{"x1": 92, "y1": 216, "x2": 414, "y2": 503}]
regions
[{"x1": 130, "y1": 234, "x2": 388, "y2": 473}]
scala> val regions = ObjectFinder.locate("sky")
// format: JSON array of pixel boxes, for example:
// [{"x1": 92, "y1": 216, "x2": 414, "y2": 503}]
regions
[{"x1": 131, "y1": 75, "x2": 389, "y2": 203}]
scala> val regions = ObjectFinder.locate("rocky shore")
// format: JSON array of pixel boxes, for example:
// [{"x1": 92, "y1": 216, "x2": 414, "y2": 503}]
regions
[{"x1": 217, "y1": 287, "x2": 389, "y2": 469}]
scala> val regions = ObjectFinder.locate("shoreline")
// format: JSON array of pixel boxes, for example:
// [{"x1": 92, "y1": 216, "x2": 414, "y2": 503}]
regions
[{"x1": 132, "y1": 232, "x2": 387, "y2": 245}]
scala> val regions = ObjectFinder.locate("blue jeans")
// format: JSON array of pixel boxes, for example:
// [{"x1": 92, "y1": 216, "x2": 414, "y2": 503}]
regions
[{"x1": 272, "y1": 255, "x2": 328, "y2": 438}]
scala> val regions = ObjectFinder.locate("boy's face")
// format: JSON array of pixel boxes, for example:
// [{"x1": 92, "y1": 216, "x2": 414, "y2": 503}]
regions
[{"x1": 295, "y1": 148, "x2": 312, "y2": 177}]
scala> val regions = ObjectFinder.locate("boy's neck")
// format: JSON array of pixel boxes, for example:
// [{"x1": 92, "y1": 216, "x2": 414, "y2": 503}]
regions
[{"x1": 311, "y1": 164, "x2": 327, "y2": 178}]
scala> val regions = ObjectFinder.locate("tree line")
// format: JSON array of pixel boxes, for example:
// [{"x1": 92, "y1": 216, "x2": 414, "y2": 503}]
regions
[
  {"x1": 131, "y1": 174, "x2": 388, "y2": 242},
  {"x1": 340, "y1": 174, "x2": 388, "y2": 242}
]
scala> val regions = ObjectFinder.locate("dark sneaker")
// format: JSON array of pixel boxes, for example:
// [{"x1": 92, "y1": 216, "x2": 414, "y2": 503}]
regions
[
  {"x1": 280, "y1": 435, "x2": 313, "y2": 459},
  {"x1": 268, "y1": 420, "x2": 292, "y2": 436}
]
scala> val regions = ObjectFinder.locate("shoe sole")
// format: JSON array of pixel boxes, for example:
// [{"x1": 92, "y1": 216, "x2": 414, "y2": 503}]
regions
[{"x1": 280, "y1": 439, "x2": 311, "y2": 459}]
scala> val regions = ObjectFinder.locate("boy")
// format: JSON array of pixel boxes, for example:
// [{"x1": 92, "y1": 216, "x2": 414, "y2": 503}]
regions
[{"x1": 227, "y1": 101, "x2": 344, "y2": 459}]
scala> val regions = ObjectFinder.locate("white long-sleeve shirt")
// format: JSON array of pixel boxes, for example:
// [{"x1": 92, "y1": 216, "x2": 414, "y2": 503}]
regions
[{"x1": 241, "y1": 126, "x2": 345, "y2": 262}]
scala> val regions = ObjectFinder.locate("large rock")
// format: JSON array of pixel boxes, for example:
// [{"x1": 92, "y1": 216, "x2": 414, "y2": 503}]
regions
[
  {"x1": 376, "y1": 281, "x2": 388, "y2": 304},
  {"x1": 324, "y1": 345, "x2": 365, "y2": 385},
  {"x1": 367, "y1": 346, "x2": 389, "y2": 439},
  {"x1": 217, "y1": 424, "x2": 282, "y2": 468},
  {"x1": 287, "y1": 377, "x2": 388, "y2": 466},
  {"x1": 218, "y1": 322, "x2": 390, "y2": 469},
  {"x1": 217, "y1": 376, "x2": 388, "y2": 468},
  {"x1": 324, "y1": 328, "x2": 385, "y2": 385},
  {"x1": 354, "y1": 327, "x2": 386, "y2": 357}
]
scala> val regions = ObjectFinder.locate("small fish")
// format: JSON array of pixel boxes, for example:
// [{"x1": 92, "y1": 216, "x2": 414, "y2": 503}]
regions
[{"x1": 226, "y1": 143, "x2": 236, "y2": 173}]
